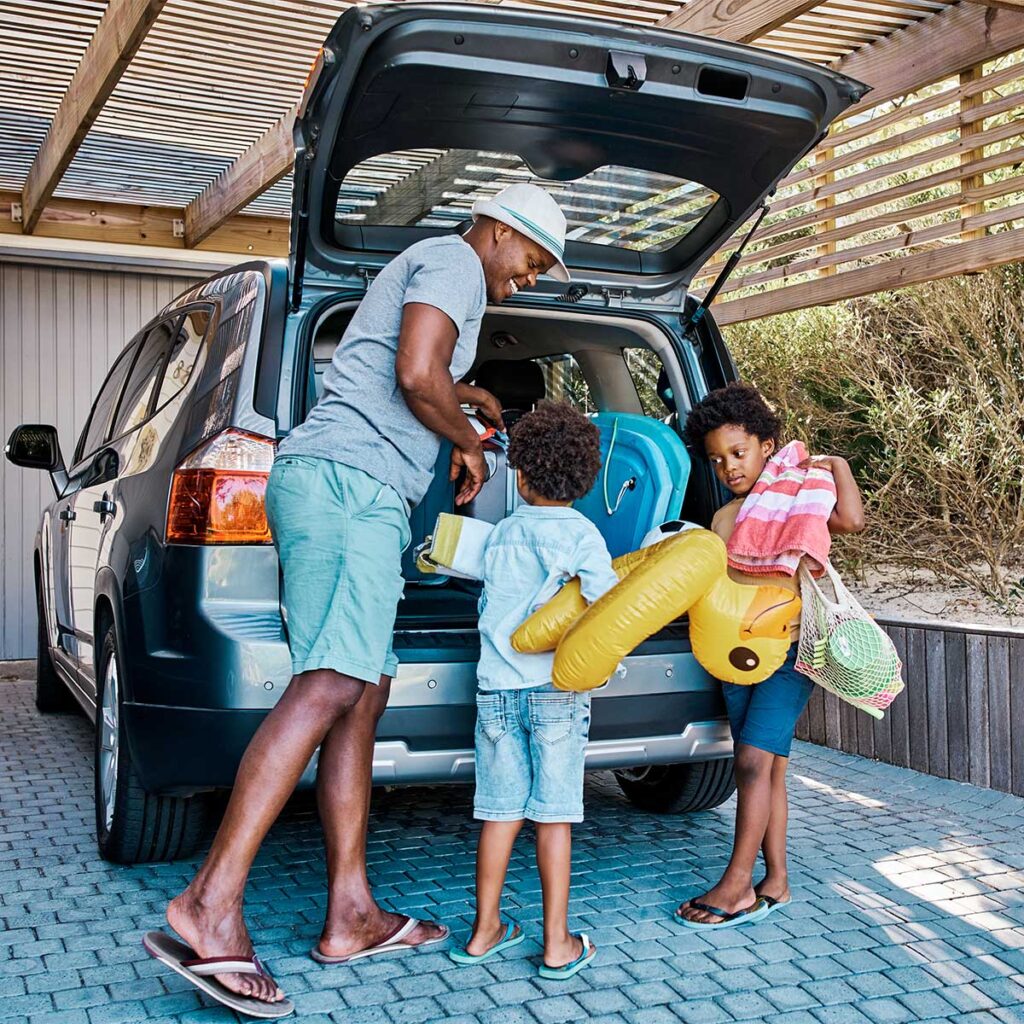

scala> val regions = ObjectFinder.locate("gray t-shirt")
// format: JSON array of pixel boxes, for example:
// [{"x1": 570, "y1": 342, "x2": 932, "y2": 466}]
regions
[{"x1": 278, "y1": 235, "x2": 486, "y2": 506}]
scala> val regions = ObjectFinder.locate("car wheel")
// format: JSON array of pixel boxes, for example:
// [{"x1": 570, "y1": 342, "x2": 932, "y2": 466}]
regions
[
  {"x1": 614, "y1": 759, "x2": 736, "y2": 814},
  {"x1": 94, "y1": 624, "x2": 207, "y2": 863},
  {"x1": 34, "y1": 575, "x2": 75, "y2": 714}
]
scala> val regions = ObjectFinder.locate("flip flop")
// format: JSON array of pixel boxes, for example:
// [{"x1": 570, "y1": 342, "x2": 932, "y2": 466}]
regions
[
  {"x1": 311, "y1": 916, "x2": 449, "y2": 964},
  {"x1": 142, "y1": 931, "x2": 293, "y2": 1020},
  {"x1": 755, "y1": 893, "x2": 792, "y2": 916},
  {"x1": 673, "y1": 899, "x2": 771, "y2": 931},
  {"x1": 448, "y1": 921, "x2": 525, "y2": 965},
  {"x1": 538, "y1": 933, "x2": 597, "y2": 980}
]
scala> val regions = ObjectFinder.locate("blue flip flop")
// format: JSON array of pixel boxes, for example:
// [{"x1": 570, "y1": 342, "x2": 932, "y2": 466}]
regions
[
  {"x1": 673, "y1": 899, "x2": 771, "y2": 930},
  {"x1": 755, "y1": 894, "x2": 791, "y2": 917},
  {"x1": 538, "y1": 933, "x2": 597, "y2": 981},
  {"x1": 447, "y1": 921, "x2": 525, "y2": 965}
]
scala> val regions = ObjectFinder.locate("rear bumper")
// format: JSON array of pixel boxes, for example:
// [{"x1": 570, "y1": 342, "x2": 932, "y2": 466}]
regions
[{"x1": 123, "y1": 699, "x2": 732, "y2": 794}]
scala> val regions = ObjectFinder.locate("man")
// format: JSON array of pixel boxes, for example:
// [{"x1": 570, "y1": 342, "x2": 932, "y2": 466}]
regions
[{"x1": 153, "y1": 183, "x2": 570, "y2": 1013}]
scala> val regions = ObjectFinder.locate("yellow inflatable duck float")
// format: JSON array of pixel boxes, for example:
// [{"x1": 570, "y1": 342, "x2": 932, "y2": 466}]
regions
[{"x1": 512, "y1": 528, "x2": 800, "y2": 691}]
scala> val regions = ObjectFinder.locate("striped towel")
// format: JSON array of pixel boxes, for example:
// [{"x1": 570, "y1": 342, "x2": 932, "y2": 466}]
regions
[{"x1": 728, "y1": 440, "x2": 837, "y2": 577}]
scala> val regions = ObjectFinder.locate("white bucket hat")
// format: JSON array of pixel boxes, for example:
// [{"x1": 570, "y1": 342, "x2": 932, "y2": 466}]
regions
[{"x1": 471, "y1": 182, "x2": 570, "y2": 283}]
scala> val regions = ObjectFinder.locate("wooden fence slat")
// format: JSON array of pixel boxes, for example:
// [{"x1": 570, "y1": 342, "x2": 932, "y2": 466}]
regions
[
  {"x1": 966, "y1": 633, "x2": 991, "y2": 788},
  {"x1": 1009, "y1": 636, "x2": 1024, "y2": 797},
  {"x1": 906, "y1": 628, "x2": 929, "y2": 773},
  {"x1": 945, "y1": 632, "x2": 969, "y2": 783},
  {"x1": 808, "y1": 685, "x2": 826, "y2": 745},
  {"x1": 841, "y1": 698, "x2": 860, "y2": 755},
  {"x1": 856, "y1": 691, "x2": 875, "y2": 760},
  {"x1": 888, "y1": 627, "x2": 910, "y2": 768},
  {"x1": 824, "y1": 690, "x2": 842, "y2": 750},
  {"x1": 987, "y1": 636, "x2": 1011, "y2": 794},
  {"x1": 925, "y1": 629, "x2": 949, "y2": 779}
]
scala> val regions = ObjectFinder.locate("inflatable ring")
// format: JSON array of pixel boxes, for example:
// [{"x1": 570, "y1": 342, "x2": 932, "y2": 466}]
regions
[{"x1": 512, "y1": 529, "x2": 800, "y2": 691}]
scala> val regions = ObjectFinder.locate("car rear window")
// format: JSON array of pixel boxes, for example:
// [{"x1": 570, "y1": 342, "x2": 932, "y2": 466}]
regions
[{"x1": 334, "y1": 149, "x2": 718, "y2": 253}]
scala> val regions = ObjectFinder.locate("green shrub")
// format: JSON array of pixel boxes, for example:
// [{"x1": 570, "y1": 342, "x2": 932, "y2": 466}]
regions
[{"x1": 722, "y1": 264, "x2": 1024, "y2": 609}]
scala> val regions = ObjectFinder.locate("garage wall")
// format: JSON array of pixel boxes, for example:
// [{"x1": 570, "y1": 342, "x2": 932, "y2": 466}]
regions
[{"x1": 1, "y1": 262, "x2": 204, "y2": 660}]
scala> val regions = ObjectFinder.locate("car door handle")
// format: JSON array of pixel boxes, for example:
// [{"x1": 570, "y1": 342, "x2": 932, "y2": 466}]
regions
[
  {"x1": 93, "y1": 498, "x2": 116, "y2": 520},
  {"x1": 59, "y1": 507, "x2": 76, "y2": 523}
]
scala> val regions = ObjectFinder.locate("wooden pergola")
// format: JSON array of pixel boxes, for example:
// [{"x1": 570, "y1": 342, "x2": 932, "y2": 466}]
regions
[{"x1": 3, "y1": 0, "x2": 1024, "y2": 322}]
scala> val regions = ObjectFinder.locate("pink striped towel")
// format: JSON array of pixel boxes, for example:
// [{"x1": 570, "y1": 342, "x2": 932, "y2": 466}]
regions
[{"x1": 728, "y1": 440, "x2": 837, "y2": 577}]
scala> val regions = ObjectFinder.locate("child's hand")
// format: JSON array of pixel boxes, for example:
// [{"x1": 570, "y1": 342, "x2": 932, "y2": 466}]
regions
[{"x1": 798, "y1": 455, "x2": 846, "y2": 473}]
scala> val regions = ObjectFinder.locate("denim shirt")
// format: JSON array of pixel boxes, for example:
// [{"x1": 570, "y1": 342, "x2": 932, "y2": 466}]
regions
[{"x1": 477, "y1": 505, "x2": 619, "y2": 690}]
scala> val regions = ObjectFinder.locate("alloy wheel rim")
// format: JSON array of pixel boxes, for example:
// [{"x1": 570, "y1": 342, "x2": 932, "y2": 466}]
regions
[{"x1": 99, "y1": 654, "x2": 119, "y2": 832}]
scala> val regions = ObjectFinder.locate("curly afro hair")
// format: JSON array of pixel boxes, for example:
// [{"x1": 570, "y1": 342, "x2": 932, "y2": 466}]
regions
[
  {"x1": 507, "y1": 400, "x2": 602, "y2": 502},
  {"x1": 684, "y1": 381, "x2": 783, "y2": 451}
]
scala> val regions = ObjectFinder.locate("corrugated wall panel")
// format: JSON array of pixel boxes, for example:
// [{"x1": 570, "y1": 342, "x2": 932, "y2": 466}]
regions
[{"x1": 0, "y1": 263, "x2": 204, "y2": 659}]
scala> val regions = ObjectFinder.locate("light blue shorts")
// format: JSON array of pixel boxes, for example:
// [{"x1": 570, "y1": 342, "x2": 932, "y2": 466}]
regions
[
  {"x1": 720, "y1": 646, "x2": 814, "y2": 758},
  {"x1": 473, "y1": 685, "x2": 592, "y2": 824},
  {"x1": 265, "y1": 456, "x2": 411, "y2": 684}
]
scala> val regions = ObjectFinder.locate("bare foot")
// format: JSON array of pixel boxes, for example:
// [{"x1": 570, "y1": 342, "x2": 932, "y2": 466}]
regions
[
  {"x1": 677, "y1": 878, "x2": 758, "y2": 924},
  {"x1": 317, "y1": 908, "x2": 447, "y2": 959},
  {"x1": 167, "y1": 890, "x2": 283, "y2": 1004},
  {"x1": 544, "y1": 933, "x2": 593, "y2": 969},
  {"x1": 465, "y1": 920, "x2": 517, "y2": 958}
]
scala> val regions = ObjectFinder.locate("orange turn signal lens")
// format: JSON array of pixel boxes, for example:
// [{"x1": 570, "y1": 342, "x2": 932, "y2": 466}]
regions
[{"x1": 166, "y1": 429, "x2": 275, "y2": 545}]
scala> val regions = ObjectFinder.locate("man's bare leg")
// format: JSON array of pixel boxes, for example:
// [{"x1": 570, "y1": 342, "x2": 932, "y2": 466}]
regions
[
  {"x1": 315, "y1": 674, "x2": 445, "y2": 956},
  {"x1": 167, "y1": 668, "x2": 366, "y2": 1002}
]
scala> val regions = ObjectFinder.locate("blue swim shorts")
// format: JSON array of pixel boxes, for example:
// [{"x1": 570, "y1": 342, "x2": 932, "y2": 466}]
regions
[
  {"x1": 720, "y1": 646, "x2": 814, "y2": 758},
  {"x1": 473, "y1": 685, "x2": 592, "y2": 824},
  {"x1": 265, "y1": 456, "x2": 411, "y2": 684}
]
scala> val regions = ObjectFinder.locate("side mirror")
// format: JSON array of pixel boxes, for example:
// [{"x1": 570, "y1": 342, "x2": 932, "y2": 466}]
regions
[{"x1": 5, "y1": 424, "x2": 68, "y2": 496}]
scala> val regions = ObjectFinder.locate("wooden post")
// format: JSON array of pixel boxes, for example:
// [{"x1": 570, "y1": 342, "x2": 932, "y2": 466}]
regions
[
  {"x1": 960, "y1": 64, "x2": 987, "y2": 242},
  {"x1": 814, "y1": 135, "x2": 837, "y2": 277}
]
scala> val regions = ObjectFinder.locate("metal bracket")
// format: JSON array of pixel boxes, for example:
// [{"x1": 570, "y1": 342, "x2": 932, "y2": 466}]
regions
[
  {"x1": 172, "y1": 218, "x2": 185, "y2": 239},
  {"x1": 10, "y1": 202, "x2": 22, "y2": 223}
]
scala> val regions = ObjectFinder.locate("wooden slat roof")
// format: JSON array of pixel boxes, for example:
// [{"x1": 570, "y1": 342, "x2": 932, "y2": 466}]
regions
[{"x1": 0, "y1": 0, "x2": 960, "y2": 219}]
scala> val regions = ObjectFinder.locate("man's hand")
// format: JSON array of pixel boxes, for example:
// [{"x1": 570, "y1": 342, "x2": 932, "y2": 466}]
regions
[
  {"x1": 455, "y1": 383, "x2": 505, "y2": 432},
  {"x1": 797, "y1": 455, "x2": 843, "y2": 473},
  {"x1": 450, "y1": 444, "x2": 488, "y2": 505}
]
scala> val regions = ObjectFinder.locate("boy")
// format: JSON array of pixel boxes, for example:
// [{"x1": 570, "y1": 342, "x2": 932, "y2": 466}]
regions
[{"x1": 449, "y1": 401, "x2": 618, "y2": 979}]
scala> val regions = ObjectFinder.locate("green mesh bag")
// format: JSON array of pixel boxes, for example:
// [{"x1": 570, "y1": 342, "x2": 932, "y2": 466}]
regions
[{"x1": 795, "y1": 561, "x2": 904, "y2": 720}]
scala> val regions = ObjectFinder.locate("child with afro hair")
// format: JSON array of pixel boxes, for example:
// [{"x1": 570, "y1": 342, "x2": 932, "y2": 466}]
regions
[
  {"x1": 449, "y1": 401, "x2": 618, "y2": 980},
  {"x1": 678, "y1": 381, "x2": 864, "y2": 930}
]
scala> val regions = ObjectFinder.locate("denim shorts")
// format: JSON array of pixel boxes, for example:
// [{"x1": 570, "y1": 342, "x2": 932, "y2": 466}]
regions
[
  {"x1": 265, "y1": 456, "x2": 411, "y2": 684},
  {"x1": 473, "y1": 685, "x2": 592, "y2": 824},
  {"x1": 720, "y1": 646, "x2": 815, "y2": 758}
]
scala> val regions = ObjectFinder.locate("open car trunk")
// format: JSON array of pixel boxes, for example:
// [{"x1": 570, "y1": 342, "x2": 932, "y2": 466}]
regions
[{"x1": 307, "y1": 299, "x2": 715, "y2": 633}]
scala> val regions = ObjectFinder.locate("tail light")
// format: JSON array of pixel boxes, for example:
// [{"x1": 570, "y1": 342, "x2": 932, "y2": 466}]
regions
[{"x1": 167, "y1": 429, "x2": 275, "y2": 544}]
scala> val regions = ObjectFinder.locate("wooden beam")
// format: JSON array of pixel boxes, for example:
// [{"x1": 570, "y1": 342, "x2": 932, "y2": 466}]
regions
[
  {"x1": 713, "y1": 228, "x2": 1024, "y2": 324},
  {"x1": 658, "y1": 0, "x2": 822, "y2": 41},
  {"x1": 835, "y1": 3, "x2": 1024, "y2": 113},
  {"x1": 183, "y1": 103, "x2": 298, "y2": 248},
  {"x1": 21, "y1": 0, "x2": 168, "y2": 234},
  {"x1": 960, "y1": 65, "x2": 988, "y2": 242},
  {"x1": 961, "y1": 0, "x2": 1024, "y2": 11},
  {"x1": 1, "y1": 191, "x2": 288, "y2": 257}
]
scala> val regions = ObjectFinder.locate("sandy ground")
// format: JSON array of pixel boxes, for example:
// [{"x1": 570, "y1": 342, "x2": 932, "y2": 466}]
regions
[{"x1": 853, "y1": 564, "x2": 1022, "y2": 630}]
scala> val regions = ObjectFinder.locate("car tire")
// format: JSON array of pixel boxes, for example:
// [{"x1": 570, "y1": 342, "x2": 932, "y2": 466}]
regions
[
  {"x1": 614, "y1": 759, "x2": 736, "y2": 814},
  {"x1": 94, "y1": 624, "x2": 207, "y2": 864},
  {"x1": 35, "y1": 576, "x2": 76, "y2": 714}
]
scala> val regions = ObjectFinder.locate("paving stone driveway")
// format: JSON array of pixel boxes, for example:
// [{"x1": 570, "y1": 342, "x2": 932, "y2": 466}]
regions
[{"x1": 3, "y1": 663, "x2": 1024, "y2": 1024}]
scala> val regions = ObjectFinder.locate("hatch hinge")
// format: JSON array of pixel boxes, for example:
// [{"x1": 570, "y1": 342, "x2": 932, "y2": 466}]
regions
[
  {"x1": 599, "y1": 286, "x2": 628, "y2": 308},
  {"x1": 682, "y1": 204, "x2": 769, "y2": 342}
]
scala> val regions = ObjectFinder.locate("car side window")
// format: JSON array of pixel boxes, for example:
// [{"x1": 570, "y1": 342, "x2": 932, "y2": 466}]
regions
[
  {"x1": 539, "y1": 354, "x2": 594, "y2": 413},
  {"x1": 74, "y1": 341, "x2": 141, "y2": 465},
  {"x1": 153, "y1": 307, "x2": 211, "y2": 410},
  {"x1": 624, "y1": 347, "x2": 671, "y2": 420},
  {"x1": 108, "y1": 316, "x2": 182, "y2": 442}
]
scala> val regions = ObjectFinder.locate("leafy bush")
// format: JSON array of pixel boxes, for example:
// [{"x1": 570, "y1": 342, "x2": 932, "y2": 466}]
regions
[{"x1": 722, "y1": 264, "x2": 1024, "y2": 609}]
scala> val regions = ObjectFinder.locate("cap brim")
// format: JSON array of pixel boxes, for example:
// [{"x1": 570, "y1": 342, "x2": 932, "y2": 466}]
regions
[{"x1": 473, "y1": 200, "x2": 570, "y2": 283}]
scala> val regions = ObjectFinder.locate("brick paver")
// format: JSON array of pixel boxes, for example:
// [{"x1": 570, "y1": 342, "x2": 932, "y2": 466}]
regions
[{"x1": 3, "y1": 663, "x2": 1024, "y2": 1024}]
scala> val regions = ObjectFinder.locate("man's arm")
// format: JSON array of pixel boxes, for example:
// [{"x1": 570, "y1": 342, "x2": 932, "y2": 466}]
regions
[{"x1": 395, "y1": 302, "x2": 487, "y2": 505}]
